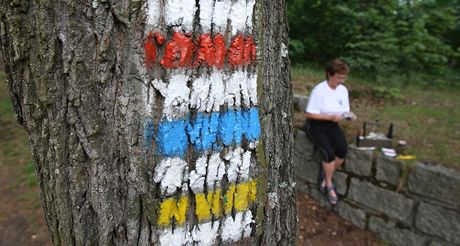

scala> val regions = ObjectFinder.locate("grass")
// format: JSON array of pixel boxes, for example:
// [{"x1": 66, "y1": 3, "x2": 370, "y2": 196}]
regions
[
  {"x1": 292, "y1": 65, "x2": 460, "y2": 169},
  {"x1": 0, "y1": 72, "x2": 37, "y2": 187}
]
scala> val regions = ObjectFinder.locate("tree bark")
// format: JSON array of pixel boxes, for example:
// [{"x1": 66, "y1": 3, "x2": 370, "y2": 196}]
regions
[{"x1": 0, "y1": 0, "x2": 295, "y2": 245}]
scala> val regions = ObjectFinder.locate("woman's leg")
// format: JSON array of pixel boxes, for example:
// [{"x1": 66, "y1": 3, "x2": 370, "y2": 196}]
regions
[
  {"x1": 334, "y1": 157, "x2": 344, "y2": 170},
  {"x1": 306, "y1": 123, "x2": 336, "y2": 193},
  {"x1": 327, "y1": 124, "x2": 348, "y2": 170},
  {"x1": 322, "y1": 160, "x2": 336, "y2": 187}
]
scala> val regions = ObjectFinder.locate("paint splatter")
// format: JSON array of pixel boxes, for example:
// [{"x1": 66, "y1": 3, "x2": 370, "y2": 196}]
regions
[
  {"x1": 229, "y1": 0, "x2": 247, "y2": 35},
  {"x1": 212, "y1": 0, "x2": 232, "y2": 33},
  {"x1": 195, "y1": 34, "x2": 215, "y2": 67},
  {"x1": 221, "y1": 211, "x2": 254, "y2": 242},
  {"x1": 228, "y1": 35, "x2": 245, "y2": 67},
  {"x1": 191, "y1": 221, "x2": 220, "y2": 246},
  {"x1": 152, "y1": 108, "x2": 261, "y2": 156},
  {"x1": 144, "y1": 32, "x2": 157, "y2": 69},
  {"x1": 158, "y1": 195, "x2": 189, "y2": 226},
  {"x1": 199, "y1": 0, "x2": 214, "y2": 33},
  {"x1": 243, "y1": 36, "x2": 257, "y2": 65},
  {"x1": 214, "y1": 34, "x2": 227, "y2": 69},
  {"x1": 146, "y1": 0, "x2": 160, "y2": 26},
  {"x1": 161, "y1": 32, "x2": 195, "y2": 69},
  {"x1": 165, "y1": 0, "x2": 196, "y2": 32},
  {"x1": 144, "y1": 1, "x2": 259, "y2": 244},
  {"x1": 158, "y1": 180, "x2": 257, "y2": 226},
  {"x1": 155, "y1": 118, "x2": 188, "y2": 157},
  {"x1": 159, "y1": 226, "x2": 192, "y2": 245},
  {"x1": 153, "y1": 157, "x2": 189, "y2": 195},
  {"x1": 152, "y1": 75, "x2": 190, "y2": 120}
]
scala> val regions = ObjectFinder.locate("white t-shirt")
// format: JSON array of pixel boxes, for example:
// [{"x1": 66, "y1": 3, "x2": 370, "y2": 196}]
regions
[{"x1": 305, "y1": 80, "x2": 350, "y2": 115}]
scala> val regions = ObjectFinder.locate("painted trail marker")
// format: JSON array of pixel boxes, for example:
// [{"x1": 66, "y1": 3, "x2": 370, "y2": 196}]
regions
[{"x1": 142, "y1": 0, "x2": 259, "y2": 245}]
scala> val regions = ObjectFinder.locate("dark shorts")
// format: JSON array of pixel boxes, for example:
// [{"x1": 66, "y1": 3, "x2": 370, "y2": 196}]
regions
[{"x1": 304, "y1": 119, "x2": 348, "y2": 163}]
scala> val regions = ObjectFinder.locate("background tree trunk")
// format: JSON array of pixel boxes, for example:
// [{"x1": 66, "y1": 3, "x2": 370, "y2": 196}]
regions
[{"x1": 0, "y1": 0, "x2": 295, "y2": 245}]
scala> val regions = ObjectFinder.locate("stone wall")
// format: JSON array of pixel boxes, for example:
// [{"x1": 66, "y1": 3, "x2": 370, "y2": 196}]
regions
[{"x1": 294, "y1": 129, "x2": 460, "y2": 246}]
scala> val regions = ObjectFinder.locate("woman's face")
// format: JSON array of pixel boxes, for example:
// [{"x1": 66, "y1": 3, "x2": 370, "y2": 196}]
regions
[{"x1": 328, "y1": 73, "x2": 348, "y2": 88}]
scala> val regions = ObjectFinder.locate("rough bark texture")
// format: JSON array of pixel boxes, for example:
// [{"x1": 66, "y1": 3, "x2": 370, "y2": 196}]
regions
[{"x1": 0, "y1": 0, "x2": 295, "y2": 245}]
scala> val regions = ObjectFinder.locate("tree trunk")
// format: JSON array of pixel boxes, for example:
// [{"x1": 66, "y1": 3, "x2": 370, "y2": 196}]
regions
[{"x1": 0, "y1": 0, "x2": 295, "y2": 245}]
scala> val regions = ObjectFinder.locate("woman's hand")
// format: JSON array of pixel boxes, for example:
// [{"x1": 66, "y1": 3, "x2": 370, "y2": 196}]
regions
[
  {"x1": 350, "y1": 111, "x2": 357, "y2": 121},
  {"x1": 330, "y1": 114, "x2": 342, "y2": 122},
  {"x1": 341, "y1": 112, "x2": 357, "y2": 121}
]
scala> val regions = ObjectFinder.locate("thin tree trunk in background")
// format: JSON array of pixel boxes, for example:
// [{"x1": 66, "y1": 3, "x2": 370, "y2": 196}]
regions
[{"x1": 0, "y1": 0, "x2": 295, "y2": 245}]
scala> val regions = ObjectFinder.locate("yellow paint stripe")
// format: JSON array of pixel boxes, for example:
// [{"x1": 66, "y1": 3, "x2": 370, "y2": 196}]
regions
[
  {"x1": 195, "y1": 193, "x2": 211, "y2": 221},
  {"x1": 157, "y1": 196, "x2": 189, "y2": 226},
  {"x1": 158, "y1": 180, "x2": 257, "y2": 226}
]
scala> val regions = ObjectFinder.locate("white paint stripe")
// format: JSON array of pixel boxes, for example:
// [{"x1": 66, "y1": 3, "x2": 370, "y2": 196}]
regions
[
  {"x1": 153, "y1": 157, "x2": 189, "y2": 195},
  {"x1": 190, "y1": 69, "x2": 225, "y2": 112},
  {"x1": 152, "y1": 69, "x2": 259, "y2": 120},
  {"x1": 199, "y1": 0, "x2": 214, "y2": 33},
  {"x1": 191, "y1": 221, "x2": 220, "y2": 246},
  {"x1": 246, "y1": 0, "x2": 256, "y2": 30},
  {"x1": 152, "y1": 73, "x2": 190, "y2": 120},
  {"x1": 230, "y1": 0, "x2": 247, "y2": 35},
  {"x1": 144, "y1": 82, "x2": 155, "y2": 116},
  {"x1": 212, "y1": 0, "x2": 231, "y2": 33},
  {"x1": 221, "y1": 211, "x2": 254, "y2": 242},
  {"x1": 189, "y1": 154, "x2": 208, "y2": 193},
  {"x1": 190, "y1": 151, "x2": 226, "y2": 193},
  {"x1": 206, "y1": 152, "x2": 226, "y2": 190},
  {"x1": 167, "y1": 143, "x2": 257, "y2": 195},
  {"x1": 248, "y1": 73, "x2": 258, "y2": 106},
  {"x1": 159, "y1": 226, "x2": 192, "y2": 246},
  {"x1": 165, "y1": 0, "x2": 196, "y2": 32},
  {"x1": 225, "y1": 69, "x2": 250, "y2": 108},
  {"x1": 146, "y1": 0, "x2": 160, "y2": 26},
  {"x1": 224, "y1": 146, "x2": 252, "y2": 183}
]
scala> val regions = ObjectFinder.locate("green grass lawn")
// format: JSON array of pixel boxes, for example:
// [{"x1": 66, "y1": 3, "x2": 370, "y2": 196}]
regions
[{"x1": 292, "y1": 65, "x2": 460, "y2": 169}]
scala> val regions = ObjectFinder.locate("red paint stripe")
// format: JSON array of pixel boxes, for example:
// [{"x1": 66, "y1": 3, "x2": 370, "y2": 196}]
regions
[
  {"x1": 144, "y1": 32, "x2": 157, "y2": 69},
  {"x1": 144, "y1": 31, "x2": 256, "y2": 69},
  {"x1": 214, "y1": 34, "x2": 227, "y2": 69},
  {"x1": 228, "y1": 35, "x2": 244, "y2": 67}
]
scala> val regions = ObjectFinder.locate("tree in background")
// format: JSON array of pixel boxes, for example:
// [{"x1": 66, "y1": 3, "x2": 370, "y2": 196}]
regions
[{"x1": 288, "y1": 0, "x2": 460, "y2": 86}]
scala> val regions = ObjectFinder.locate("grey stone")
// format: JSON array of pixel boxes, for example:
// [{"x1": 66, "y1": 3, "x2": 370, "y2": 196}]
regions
[
  {"x1": 335, "y1": 202, "x2": 366, "y2": 228},
  {"x1": 429, "y1": 240, "x2": 457, "y2": 246},
  {"x1": 348, "y1": 178, "x2": 414, "y2": 222},
  {"x1": 334, "y1": 171, "x2": 348, "y2": 195},
  {"x1": 368, "y1": 216, "x2": 428, "y2": 246},
  {"x1": 376, "y1": 155, "x2": 403, "y2": 186},
  {"x1": 408, "y1": 162, "x2": 460, "y2": 207},
  {"x1": 345, "y1": 145, "x2": 373, "y2": 176},
  {"x1": 292, "y1": 94, "x2": 309, "y2": 112},
  {"x1": 308, "y1": 186, "x2": 332, "y2": 208},
  {"x1": 415, "y1": 202, "x2": 460, "y2": 244},
  {"x1": 294, "y1": 129, "x2": 319, "y2": 184},
  {"x1": 296, "y1": 181, "x2": 309, "y2": 193}
]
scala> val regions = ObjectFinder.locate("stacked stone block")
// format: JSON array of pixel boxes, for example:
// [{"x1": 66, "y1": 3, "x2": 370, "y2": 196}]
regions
[{"x1": 294, "y1": 128, "x2": 460, "y2": 246}]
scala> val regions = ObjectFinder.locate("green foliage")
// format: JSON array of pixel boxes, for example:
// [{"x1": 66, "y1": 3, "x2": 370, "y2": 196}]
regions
[
  {"x1": 288, "y1": 0, "x2": 460, "y2": 87},
  {"x1": 23, "y1": 163, "x2": 38, "y2": 187},
  {"x1": 372, "y1": 86, "x2": 404, "y2": 102}
]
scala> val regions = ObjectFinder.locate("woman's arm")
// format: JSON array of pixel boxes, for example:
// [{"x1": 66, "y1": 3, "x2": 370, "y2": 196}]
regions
[{"x1": 305, "y1": 112, "x2": 342, "y2": 122}]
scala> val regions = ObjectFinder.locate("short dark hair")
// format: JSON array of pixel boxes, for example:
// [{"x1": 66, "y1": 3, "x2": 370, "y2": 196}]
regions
[{"x1": 326, "y1": 59, "x2": 349, "y2": 79}]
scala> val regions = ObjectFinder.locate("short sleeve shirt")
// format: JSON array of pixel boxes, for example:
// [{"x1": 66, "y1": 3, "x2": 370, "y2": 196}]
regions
[{"x1": 305, "y1": 80, "x2": 350, "y2": 115}]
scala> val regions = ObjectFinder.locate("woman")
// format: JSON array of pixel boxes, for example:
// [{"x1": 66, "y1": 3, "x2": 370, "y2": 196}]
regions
[{"x1": 304, "y1": 59, "x2": 356, "y2": 205}]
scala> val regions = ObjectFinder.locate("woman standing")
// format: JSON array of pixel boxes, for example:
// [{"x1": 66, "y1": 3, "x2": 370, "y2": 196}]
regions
[{"x1": 304, "y1": 59, "x2": 356, "y2": 205}]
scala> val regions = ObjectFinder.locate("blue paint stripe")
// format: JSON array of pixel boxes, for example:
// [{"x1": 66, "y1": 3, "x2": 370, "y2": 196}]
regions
[{"x1": 146, "y1": 108, "x2": 261, "y2": 157}]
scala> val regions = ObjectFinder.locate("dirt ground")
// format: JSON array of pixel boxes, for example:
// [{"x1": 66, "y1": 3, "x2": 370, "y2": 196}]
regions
[
  {"x1": 296, "y1": 193, "x2": 385, "y2": 246},
  {"x1": 0, "y1": 163, "x2": 51, "y2": 246}
]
